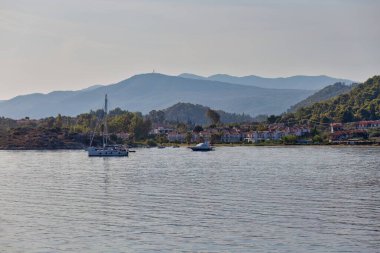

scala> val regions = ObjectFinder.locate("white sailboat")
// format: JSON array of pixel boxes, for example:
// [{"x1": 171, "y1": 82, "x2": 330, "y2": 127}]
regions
[{"x1": 88, "y1": 94, "x2": 129, "y2": 157}]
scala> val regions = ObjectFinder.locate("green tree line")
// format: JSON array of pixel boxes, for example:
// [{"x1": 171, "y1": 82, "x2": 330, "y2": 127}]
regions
[{"x1": 283, "y1": 76, "x2": 380, "y2": 124}]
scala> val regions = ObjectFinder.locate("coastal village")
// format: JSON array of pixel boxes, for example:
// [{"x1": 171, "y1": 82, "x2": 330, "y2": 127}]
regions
[
  {"x1": 152, "y1": 123, "x2": 311, "y2": 144},
  {"x1": 149, "y1": 119, "x2": 380, "y2": 145},
  {"x1": 1, "y1": 107, "x2": 379, "y2": 150},
  {"x1": 330, "y1": 120, "x2": 380, "y2": 144}
]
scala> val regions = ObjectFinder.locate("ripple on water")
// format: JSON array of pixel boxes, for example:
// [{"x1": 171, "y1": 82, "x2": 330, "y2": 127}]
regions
[{"x1": 0, "y1": 147, "x2": 379, "y2": 252}]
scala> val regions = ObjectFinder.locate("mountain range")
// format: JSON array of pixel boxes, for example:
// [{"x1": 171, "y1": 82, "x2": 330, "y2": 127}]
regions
[
  {"x1": 178, "y1": 73, "x2": 353, "y2": 90},
  {"x1": 0, "y1": 73, "x2": 351, "y2": 119}
]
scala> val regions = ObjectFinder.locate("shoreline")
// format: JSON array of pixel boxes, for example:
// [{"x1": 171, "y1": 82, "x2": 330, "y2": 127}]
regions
[{"x1": 1, "y1": 143, "x2": 379, "y2": 151}]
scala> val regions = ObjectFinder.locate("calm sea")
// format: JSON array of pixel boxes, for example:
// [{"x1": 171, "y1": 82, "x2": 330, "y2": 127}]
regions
[{"x1": 0, "y1": 147, "x2": 379, "y2": 252}]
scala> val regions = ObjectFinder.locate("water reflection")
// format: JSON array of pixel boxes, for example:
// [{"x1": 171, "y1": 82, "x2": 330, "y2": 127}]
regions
[{"x1": 102, "y1": 158, "x2": 111, "y2": 192}]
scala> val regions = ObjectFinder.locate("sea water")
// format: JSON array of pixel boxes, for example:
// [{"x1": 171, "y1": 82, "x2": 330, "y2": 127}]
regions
[{"x1": 0, "y1": 146, "x2": 379, "y2": 252}]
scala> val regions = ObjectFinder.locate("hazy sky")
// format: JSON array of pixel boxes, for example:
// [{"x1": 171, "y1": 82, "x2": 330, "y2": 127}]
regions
[{"x1": 0, "y1": 0, "x2": 379, "y2": 99}]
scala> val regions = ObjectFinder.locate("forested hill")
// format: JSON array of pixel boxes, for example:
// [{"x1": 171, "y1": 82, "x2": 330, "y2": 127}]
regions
[
  {"x1": 288, "y1": 82, "x2": 354, "y2": 112},
  {"x1": 288, "y1": 76, "x2": 380, "y2": 123},
  {"x1": 161, "y1": 103, "x2": 253, "y2": 125}
]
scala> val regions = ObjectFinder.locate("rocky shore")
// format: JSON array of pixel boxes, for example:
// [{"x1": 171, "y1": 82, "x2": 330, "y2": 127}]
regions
[{"x1": 0, "y1": 128, "x2": 87, "y2": 150}]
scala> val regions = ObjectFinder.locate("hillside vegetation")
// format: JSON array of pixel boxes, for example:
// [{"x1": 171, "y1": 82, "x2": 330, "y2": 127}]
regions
[
  {"x1": 288, "y1": 82, "x2": 354, "y2": 112},
  {"x1": 161, "y1": 103, "x2": 253, "y2": 125},
  {"x1": 0, "y1": 108, "x2": 152, "y2": 149},
  {"x1": 286, "y1": 76, "x2": 380, "y2": 123}
]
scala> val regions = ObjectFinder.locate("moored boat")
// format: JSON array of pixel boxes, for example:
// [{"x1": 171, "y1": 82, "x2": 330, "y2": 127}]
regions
[
  {"x1": 88, "y1": 94, "x2": 128, "y2": 157},
  {"x1": 88, "y1": 145, "x2": 128, "y2": 157},
  {"x1": 188, "y1": 142, "x2": 213, "y2": 151}
]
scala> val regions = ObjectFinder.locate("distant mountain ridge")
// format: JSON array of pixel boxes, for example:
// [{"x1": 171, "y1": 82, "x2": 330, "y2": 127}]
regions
[
  {"x1": 178, "y1": 73, "x2": 207, "y2": 80},
  {"x1": 0, "y1": 73, "x2": 318, "y2": 119},
  {"x1": 80, "y1": 84, "x2": 104, "y2": 92},
  {"x1": 178, "y1": 73, "x2": 354, "y2": 90},
  {"x1": 288, "y1": 82, "x2": 355, "y2": 112}
]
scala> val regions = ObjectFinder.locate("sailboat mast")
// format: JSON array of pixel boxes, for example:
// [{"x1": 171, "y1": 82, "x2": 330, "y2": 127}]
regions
[{"x1": 103, "y1": 94, "x2": 108, "y2": 147}]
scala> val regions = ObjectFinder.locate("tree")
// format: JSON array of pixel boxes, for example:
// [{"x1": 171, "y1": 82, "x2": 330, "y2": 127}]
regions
[
  {"x1": 156, "y1": 135, "x2": 168, "y2": 144},
  {"x1": 312, "y1": 135, "x2": 323, "y2": 144},
  {"x1": 108, "y1": 107, "x2": 125, "y2": 116},
  {"x1": 108, "y1": 114, "x2": 130, "y2": 133},
  {"x1": 282, "y1": 135, "x2": 297, "y2": 144},
  {"x1": 185, "y1": 132, "x2": 192, "y2": 144},
  {"x1": 206, "y1": 109, "x2": 220, "y2": 125},
  {"x1": 337, "y1": 107, "x2": 354, "y2": 123},
  {"x1": 311, "y1": 126, "x2": 319, "y2": 136},
  {"x1": 148, "y1": 110, "x2": 165, "y2": 123},
  {"x1": 129, "y1": 113, "x2": 152, "y2": 141},
  {"x1": 193, "y1": 125, "x2": 203, "y2": 133},
  {"x1": 267, "y1": 115, "x2": 280, "y2": 124},
  {"x1": 55, "y1": 114, "x2": 63, "y2": 129},
  {"x1": 176, "y1": 123, "x2": 187, "y2": 133},
  {"x1": 46, "y1": 117, "x2": 55, "y2": 129}
]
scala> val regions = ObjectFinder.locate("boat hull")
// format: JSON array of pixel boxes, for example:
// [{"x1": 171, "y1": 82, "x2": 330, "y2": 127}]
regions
[
  {"x1": 88, "y1": 147, "x2": 128, "y2": 157},
  {"x1": 188, "y1": 142, "x2": 214, "y2": 151},
  {"x1": 189, "y1": 147, "x2": 213, "y2": 151}
]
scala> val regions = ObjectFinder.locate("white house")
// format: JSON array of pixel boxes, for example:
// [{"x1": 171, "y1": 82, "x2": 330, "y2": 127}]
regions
[{"x1": 167, "y1": 132, "x2": 186, "y2": 142}]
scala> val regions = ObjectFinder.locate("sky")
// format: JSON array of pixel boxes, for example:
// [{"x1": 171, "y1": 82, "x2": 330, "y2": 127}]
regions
[{"x1": 0, "y1": 0, "x2": 379, "y2": 100}]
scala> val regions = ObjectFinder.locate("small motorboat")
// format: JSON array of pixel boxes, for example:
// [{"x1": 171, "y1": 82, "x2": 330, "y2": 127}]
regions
[{"x1": 188, "y1": 142, "x2": 213, "y2": 151}]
